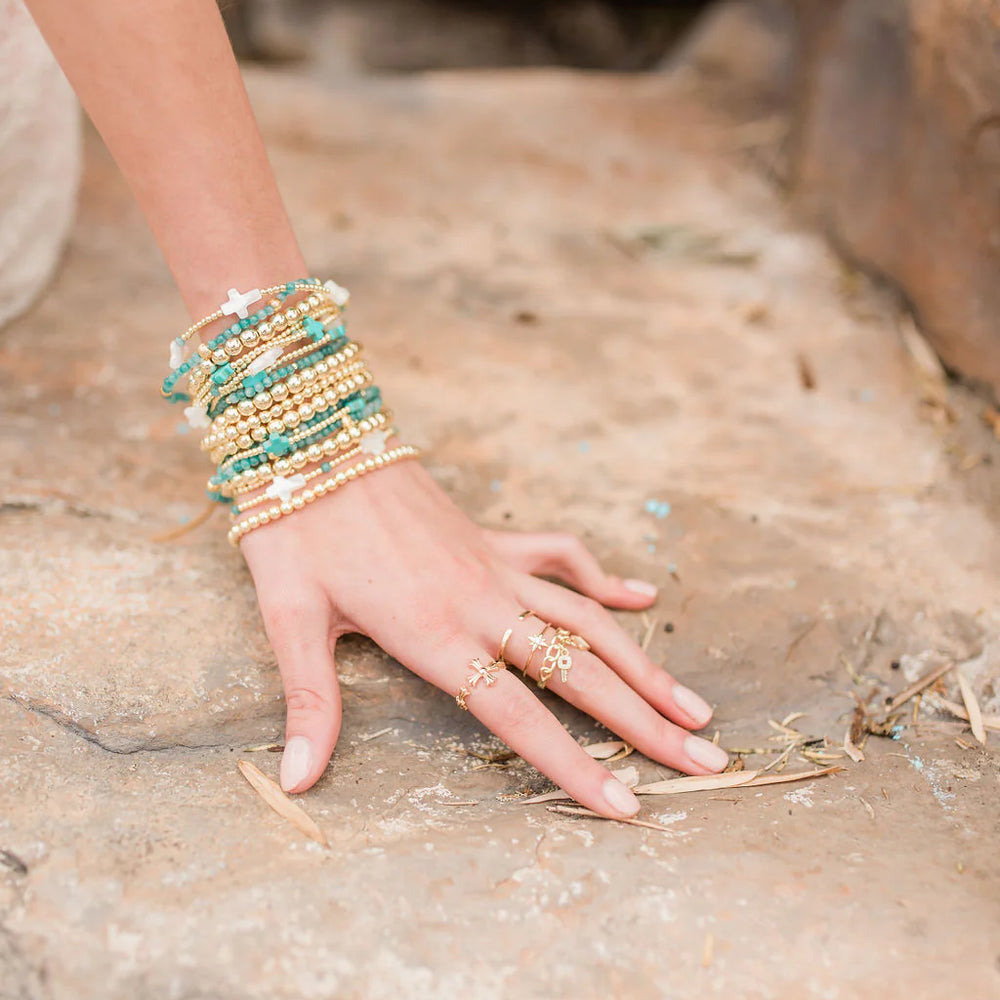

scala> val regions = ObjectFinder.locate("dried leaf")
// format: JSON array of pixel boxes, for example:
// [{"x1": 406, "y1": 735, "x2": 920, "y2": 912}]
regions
[
  {"x1": 843, "y1": 729, "x2": 865, "y2": 763},
  {"x1": 860, "y1": 797, "x2": 875, "y2": 821},
  {"x1": 613, "y1": 765, "x2": 640, "y2": 788},
  {"x1": 237, "y1": 759, "x2": 329, "y2": 848},
  {"x1": 956, "y1": 671, "x2": 987, "y2": 746},
  {"x1": 634, "y1": 766, "x2": 841, "y2": 795},
  {"x1": 583, "y1": 740, "x2": 627, "y2": 760},
  {"x1": 930, "y1": 697, "x2": 1000, "y2": 732}
]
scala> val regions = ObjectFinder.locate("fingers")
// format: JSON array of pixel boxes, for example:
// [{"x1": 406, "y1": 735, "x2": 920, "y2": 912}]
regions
[
  {"x1": 258, "y1": 591, "x2": 343, "y2": 794},
  {"x1": 461, "y1": 666, "x2": 642, "y2": 820},
  {"x1": 516, "y1": 575, "x2": 718, "y2": 735},
  {"x1": 483, "y1": 530, "x2": 658, "y2": 610},
  {"x1": 504, "y1": 611, "x2": 728, "y2": 776}
]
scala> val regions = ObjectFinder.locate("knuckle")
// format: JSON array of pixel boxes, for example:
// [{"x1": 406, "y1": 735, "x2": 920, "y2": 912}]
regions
[
  {"x1": 567, "y1": 592, "x2": 604, "y2": 619},
  {"x1": 263, "y1": 597, "x2": 314, "y2": 636},
  {"x1": 490, "y1": 687, "x2": 542, "y2": 738},
  {"x1": 283, "y1": 685, "x2": 330, "y2": 717}
]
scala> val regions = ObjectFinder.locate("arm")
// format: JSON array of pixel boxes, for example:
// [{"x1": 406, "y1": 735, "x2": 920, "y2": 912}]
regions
[
  {"x1": 23, "y1": 0, "x2": 303, "y2": 320},
  {"x1": 24, "y1": 0, "x2": 727, "y2": 817}
]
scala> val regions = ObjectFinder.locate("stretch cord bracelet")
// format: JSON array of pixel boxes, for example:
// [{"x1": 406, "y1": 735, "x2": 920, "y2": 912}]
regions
[
  {"x1": 201, "y1": 358, "x2": 370, "y2": 452},
  {"x1": 206, "y1": 373, "x2": 376, "y2": 466},
  {"x1": 164, "y1": 276, "x2": 418, "y2": 542},
  {"x1": 230, "y1": 427, "x2": 398, "y2": 515},
  {"x1": 214, "y1": 386, "x2": 382, "y2": 472},
  {"x1": 187, "y1": 305, "x2": 341, "y2": 401},
  {"x1": 189, "y1": 309, "x2": 344, "y2": 405},
  {"x1": 215, "y1": 410, "x2": 393, "y2": 497},
  {"x1": 163, "y1": 278, "x2": 333, "y2": 401},
  {"x1": 209, "y1": 342, "x2": 362, "y2": 429},
  {"x1": 227, "y1": 445, "x2": 420, "y2": 546},
  {"x1": 205, "y1": 337, "x2": 351, "y2": 421},
  {"x1": 201, "y1": 360, "x2": 372, "y2": 455}
]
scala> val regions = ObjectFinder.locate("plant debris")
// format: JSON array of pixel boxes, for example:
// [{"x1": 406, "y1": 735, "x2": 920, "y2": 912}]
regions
[
  {"x1": 545, "y1": 804, "x2": 682, "y2": 834},
  {"x1": 237, "y1": 759, "x2": 328, "y2": 848},
  {"x1": 956, "y1": 670, "x2": 987, "y2": 746}
]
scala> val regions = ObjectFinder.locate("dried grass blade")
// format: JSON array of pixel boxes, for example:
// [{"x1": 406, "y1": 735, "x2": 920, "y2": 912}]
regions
[
  {"x1": 956, "y1": 671, "x2": 987, "y2": 746},
  {"x1": 583, "y1": 740, "x2": 627, "y2": 760},
  {"x1": 237, "y1": 759, "x2": 329, "y2": 848},
  {"x1": 929, "y1": 697, "x2": 1000, "y2": 732},
  {"x1": 545, "y1": 804, "x2": 679, "y2": 834},
  {"x1": 522, "y1": 764, "x2": 639, "y2": 806},
  {"x1": 886, "y1": 661, "x2": 954, "y2": 712}
]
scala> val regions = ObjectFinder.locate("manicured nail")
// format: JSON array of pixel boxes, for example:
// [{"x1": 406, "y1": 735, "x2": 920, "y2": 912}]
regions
[
  {"x1": 602, "y1": 776, "x2": 641, "y2": 817},
  {"x1": 672, "y1": 684, "x2": 713, "y2": 727},
  {"x1": 623, "y1": 578, "x2": 658, "y2": 598},
  {"x1": 280, "y1": 736, "x2": 313, "y2": 792},
  {"x1": 684, "y1": 735, "x2": 729, "y2": 772}
]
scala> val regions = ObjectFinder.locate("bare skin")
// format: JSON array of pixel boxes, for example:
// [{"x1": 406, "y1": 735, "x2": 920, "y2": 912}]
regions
[{"x1": 24, "y1": 0, "x2": 727, "y2": 819}]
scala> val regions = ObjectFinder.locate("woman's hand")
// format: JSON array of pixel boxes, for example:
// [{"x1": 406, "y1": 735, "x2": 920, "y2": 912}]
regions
[{"x1": 240, "y1": 458, "x2": 727, "y2": 819}]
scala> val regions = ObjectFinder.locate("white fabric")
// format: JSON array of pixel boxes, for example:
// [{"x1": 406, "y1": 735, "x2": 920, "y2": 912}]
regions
[{"x1": 0, "y1": 0, "x2": 81, "y2": 329}]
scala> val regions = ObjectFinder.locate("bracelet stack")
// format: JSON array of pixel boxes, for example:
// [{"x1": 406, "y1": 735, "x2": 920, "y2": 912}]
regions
[{"x1": 161, "y1": 277, "x2": 419, "y2": 545}]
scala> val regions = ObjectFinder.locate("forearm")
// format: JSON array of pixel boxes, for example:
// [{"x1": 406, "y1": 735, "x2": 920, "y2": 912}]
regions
[{"x1": 23, "y1": 0, "x2": 306, "y2": 320}]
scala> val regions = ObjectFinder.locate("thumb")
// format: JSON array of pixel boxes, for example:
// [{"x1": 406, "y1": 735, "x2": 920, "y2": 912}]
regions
[{"x1": 261, "y1": 595, "x2": 342, "y2": 794}]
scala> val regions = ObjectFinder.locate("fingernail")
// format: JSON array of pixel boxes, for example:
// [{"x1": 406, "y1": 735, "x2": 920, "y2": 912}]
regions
[
  {"x1": 602, "y1": 776, "x2": 641, "y2": 817},
  {"x1": 672, "y1": 684, "x2": 713, "y2": 727},
  {"x1": 280, "y1": 736, "x2": 313, "y2": 792},
  {"x1": 684, "y1": 735, "x2": 729, "y2": 772},
  {"x1": 623, "y1": 578, "x2": 658, "y2": 598}
]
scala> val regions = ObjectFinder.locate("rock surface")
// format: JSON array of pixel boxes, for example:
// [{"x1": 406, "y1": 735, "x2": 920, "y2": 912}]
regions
[
  {"x1": 1, "y1": 66, "x2": 999, "y2": 998},
  {"x1": 789, "y1": 0, "x2": 1000, "y2": 396}
]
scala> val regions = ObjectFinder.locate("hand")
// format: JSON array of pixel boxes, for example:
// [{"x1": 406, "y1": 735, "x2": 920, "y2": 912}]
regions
[{"x1": 240, "y1": 458, "x2": 727, "y2": 819}]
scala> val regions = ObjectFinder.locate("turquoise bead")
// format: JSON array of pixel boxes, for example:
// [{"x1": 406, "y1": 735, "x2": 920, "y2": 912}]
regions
[
  {"x1": 211, "y1": 363, "x2": 235, "y2": 385},
  {"x1": 264, "y1": 434, "x2": 291, "y2": 457},
  {"x1": 303, "y1": 316, "x2": 325, "y2": 341}
]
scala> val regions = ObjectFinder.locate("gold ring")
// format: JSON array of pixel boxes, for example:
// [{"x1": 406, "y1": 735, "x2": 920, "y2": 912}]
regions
[
  {"x1": 455, "y1": 656, "x2": 506, "y2": 711},
  {"x1": 535, "y1": 628, "x2": 590, "y2": 689},
  {"x1": 497, "y1": 628, "x2": 514, "y2": 662}
]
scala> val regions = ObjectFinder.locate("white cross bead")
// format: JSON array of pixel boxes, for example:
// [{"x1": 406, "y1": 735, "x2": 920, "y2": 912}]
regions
[
  {"x1": 265, "y1": 473, "x2": 307, "y2": 503},
  {"x1": 184, "y1": 404, "x2": 210, "y2": 430},
  {"x1": 323, "y1": 279, "x2": 350, "y2": 307},
  {"x1": 359, "y1": 429, "x2": 389, "y2": 455},
  {"x1": 244, "y1": 346, "x2": 284, "y2": 377},
  {"x1": 220, "y1": 286, "x2": 262, "y2": 320},
  {"x1": 169, "y1": 339, "x2": 185, "y2": 370}
]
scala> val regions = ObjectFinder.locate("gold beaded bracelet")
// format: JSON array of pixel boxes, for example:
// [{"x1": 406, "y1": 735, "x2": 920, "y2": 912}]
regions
[
  {"x1": 189, "y1": 305, "x2": 342, "y2": 404},
  {"x1": 200, "y1": 360, "x2": 371, "y2": 454},
  {"x1": 227, "y1": 444, "x2": 420, "y2": 545},
  {"x1": 211, "y1": 410, "x2": 392, "y2": 498},
  {"x1": 230, "y1": 428, "x2": 398, "y2": 515}
]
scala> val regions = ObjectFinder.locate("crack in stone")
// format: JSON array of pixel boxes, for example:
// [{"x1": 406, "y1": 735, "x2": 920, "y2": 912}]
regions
[{"x1": 3, "y1": 695, "x2": 237, "y2": 756}]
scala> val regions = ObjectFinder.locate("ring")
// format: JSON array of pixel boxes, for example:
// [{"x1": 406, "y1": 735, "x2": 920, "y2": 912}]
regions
[
  {"x1": 534, "y1": 627, "x2": 590, "y2": 689},
  {"x1": 455, "y1": 656, "x2": 506, "y2": 711}
]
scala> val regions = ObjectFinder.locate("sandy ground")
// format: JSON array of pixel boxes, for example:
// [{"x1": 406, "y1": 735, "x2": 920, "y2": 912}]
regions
[{"x1": 1, "y1": 65, "x2": 999, "y2": 999}]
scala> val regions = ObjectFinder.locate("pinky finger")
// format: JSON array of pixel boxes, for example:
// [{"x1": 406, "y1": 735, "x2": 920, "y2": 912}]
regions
[
  {"x1": 483, "y1": 530, "x2": 658, "y2": 610},
  {"x1": 468, "y1": 670, "x2": 641, "y2": 820}
]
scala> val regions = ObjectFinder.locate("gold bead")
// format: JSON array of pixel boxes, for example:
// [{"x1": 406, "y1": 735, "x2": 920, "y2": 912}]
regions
[
  {"x1": 251, "y1": 427, "x2": 267, "y2": 442},
  {"x1": 270, "y1": 383, "x2": 288, "y2": 401},
  {"x1": 237, "y1": 399, "x2": 255, "y2": 416},
  {"x1": 302, "y1": 489, "x2": 315, "y2": 503},
  {"x1": 274, "y1": 459, "x2": 291, "y2": 474},
  {"x1": 291, "y1": 452, "x2": 308, "y2": 469}
]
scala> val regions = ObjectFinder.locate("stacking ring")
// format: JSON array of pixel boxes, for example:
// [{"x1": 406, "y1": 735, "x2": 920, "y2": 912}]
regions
[
  {"x1": 455, "y1": 656, "x2": 506, "y2": 711},
  {"x1": 507, "y1": 610, "x2": 590, "y2": 689}
]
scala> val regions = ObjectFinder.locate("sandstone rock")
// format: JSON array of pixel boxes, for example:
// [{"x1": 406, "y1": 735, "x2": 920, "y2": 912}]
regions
[{"x1": 790, "y1": 0, "x2": 1000, "y2": 396}]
